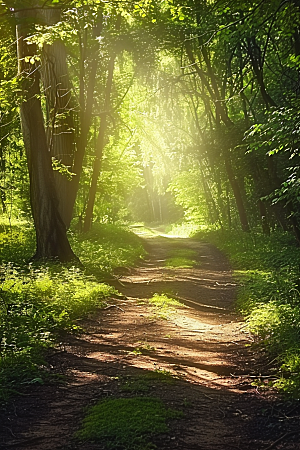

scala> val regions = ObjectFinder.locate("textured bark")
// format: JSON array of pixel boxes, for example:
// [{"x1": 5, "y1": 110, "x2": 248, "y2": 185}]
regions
[
  {"x1": 38, "y1": 8, "x2": 76, "y2": 228},
  {"x1": 16, "y1": 8, "x2": 78, "y2": 262},
  {"x1": 38, "y1": 9, "x2": 101, "y2": 229},
  {"x1": 71, "y1": 44, "x2": 99, "y2": 221}
]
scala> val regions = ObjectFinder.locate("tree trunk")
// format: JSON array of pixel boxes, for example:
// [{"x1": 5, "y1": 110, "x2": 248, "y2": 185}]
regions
[
  {"x1": 83, "y1": 18, "x2": 119, "y2": 232},
  {"x1": 38, "y1": 9, "x2": 102, "y2": 229},
  {"x1": 70, "y1": 24, "x2": 100, "y2": 225},
  {"x1": 184, "y1": 41, "x2": 250, "y2": 231},
  {"x1": 39, "y1": 10, "x2": 75, "y2": 228},
  {"x1": 16, "y1": 9, "x2": 78, "y2": 262},
  {"x1": 224, "y1": 156, "x2": 250, "y2": 232},
  {"x1": 247, "y1": 37, "x2": 277, "y2": 109}
]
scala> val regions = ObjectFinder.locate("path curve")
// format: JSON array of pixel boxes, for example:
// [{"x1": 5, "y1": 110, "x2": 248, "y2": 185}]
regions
[{"x1": 1, "y1": 235, "x2": 299, "y2": 450}]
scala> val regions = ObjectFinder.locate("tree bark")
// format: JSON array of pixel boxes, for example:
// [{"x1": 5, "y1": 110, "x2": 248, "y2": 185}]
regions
[
  {"x1": 70, "y1": 19, "x2": 101, "y2": 226},
  {"x1": 16, "y1": 8, "x2": 78, "y2": 262},
  {"x1": 38, "y1": 8, "x2": 76, "y2": 229}
]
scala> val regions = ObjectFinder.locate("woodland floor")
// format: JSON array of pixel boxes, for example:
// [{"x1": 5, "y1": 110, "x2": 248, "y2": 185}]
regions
[{"x1": 1, "y1": 232, "x2": 300, "y2": 450}]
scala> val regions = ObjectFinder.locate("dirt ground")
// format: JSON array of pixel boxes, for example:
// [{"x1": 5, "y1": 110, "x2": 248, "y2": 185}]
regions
[{"x1": 1, "y1": 234, "x2": 300, "y2": 450}]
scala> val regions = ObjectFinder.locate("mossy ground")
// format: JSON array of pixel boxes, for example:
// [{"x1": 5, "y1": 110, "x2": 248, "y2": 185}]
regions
[{"x1": 76, "y1": 397, "x2": 182, "y2": 450}]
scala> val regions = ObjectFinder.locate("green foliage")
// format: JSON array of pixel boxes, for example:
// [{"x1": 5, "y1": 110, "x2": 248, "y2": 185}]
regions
[
  {"x1": 0, "y1": 218, "x2": 145, "y2": 401},
  {"x1": 70, "y1": 223, "x2": 146, "y2": 276},
  {"x1": 247, "y1": 302, "x2": 300, "y2": 353},
  {"x1": 76, "y1": 397, "x2": 182, "y2": 449},
  {"x1": 120, "y1": 370, "x2": 175, "y2": 393},
  {"x1": 275, "y1": 351, "x2": 300, "y2": 396},
  {"x1": 195, "y1": 228, "x2": 300, "y2": 397},
  {"x1": 0, "y1": 218, "x2": 36, "y2": 264},
  {"x1": 0, "y1": 263, "x2": 115, "y2": 401},
  {"x1": 168, "y1": 169, "x2": 208, "y2": 224},
  {"x1": 246, "y1": 107, "x2": 300, "y2": 220},
  {"x1": 147, "y1": 292, "x2": 182, "y2": 319},
  {"x1": 165, "y1": 247, "x2": 197, "y2": 268}
]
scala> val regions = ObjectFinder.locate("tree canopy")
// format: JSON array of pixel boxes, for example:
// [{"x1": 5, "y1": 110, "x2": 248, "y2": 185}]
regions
[{"x1": 0, "y1": 0, "x2": 300, "y2": 259}]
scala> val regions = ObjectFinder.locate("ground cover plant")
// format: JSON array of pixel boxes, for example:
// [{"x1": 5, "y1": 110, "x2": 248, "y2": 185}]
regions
[
  {"x1": 70, "y1": 223, "x2": 146, "y2": 278},
  {"x1": 76, "y1": 396, "x2": 182, "y2": 450},
  {"x1": 119, "y1": 370, "x2": 176, "y2": 394},
  {"x1": 146, "y1": 293, "x2": 183, "y2": 320},
  {"x1": 165, "y1": 247, "x2": 197, "y2": 268},
  {"x1": 0, "y1": 217, "x2": 146, "y2": 402},
  {"x1": 194, "y1": 228, "x2": 300, "y2": 397}
]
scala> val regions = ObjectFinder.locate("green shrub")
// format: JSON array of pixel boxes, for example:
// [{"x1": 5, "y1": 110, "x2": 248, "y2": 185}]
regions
[
  {"x1": 275, "y1": 351, "x2": 300, "y2": 397},
  {"x1": 0, "y1": 263, "x2": 116, "y2": 400},
  {"x1": 248, "y1": 301, "x2": 300, "y2": 353}
]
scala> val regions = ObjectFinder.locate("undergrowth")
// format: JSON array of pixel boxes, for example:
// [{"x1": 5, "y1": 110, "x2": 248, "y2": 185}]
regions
[
  {"x1": 70, "y1": 223, "x2": 146, "y2": 277},
  {"x1": 193, "y1": 228, "x2": 300, "y2": 397},
  {"x1": 0, "y1": 217, "x2": 145, "y2": 402}
]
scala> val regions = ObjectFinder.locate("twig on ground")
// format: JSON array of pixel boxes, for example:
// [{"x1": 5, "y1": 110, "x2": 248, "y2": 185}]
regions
[
  {"x1": 104, "y1": 304, "x2": 125, "y2": 312},
  {"x1": 230, "y1": 374, "x2": 277, "y2": 379},
  {"x1": 5, "y1": 436, "x2": 45, "y2": 447},
  {"x1": 264, "y1": 431, "x2": 300, "y2": 450},
  {"x1": 3, "y1": 426, "x2": 16, "y2": 438}
]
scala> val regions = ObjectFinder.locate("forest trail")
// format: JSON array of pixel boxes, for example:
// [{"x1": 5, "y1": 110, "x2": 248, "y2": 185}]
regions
[{"x1": 1, "y1": 234, "x2": 299, "y2": 450}]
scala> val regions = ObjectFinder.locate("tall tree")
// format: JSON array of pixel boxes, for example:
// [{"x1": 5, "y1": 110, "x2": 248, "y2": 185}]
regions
[{"x1": 16, "y1": 6, "x2": 78, "y2": 261}]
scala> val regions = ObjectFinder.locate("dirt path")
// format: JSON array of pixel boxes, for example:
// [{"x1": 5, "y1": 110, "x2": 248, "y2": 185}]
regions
[{"x1": 1, "y1": 235, "x2": 299, "y2": 450}]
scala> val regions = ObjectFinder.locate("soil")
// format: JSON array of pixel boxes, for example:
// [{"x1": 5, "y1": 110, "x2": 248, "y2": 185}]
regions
[{"x1": 1, "y1": 234, "x2": 300, "y2": 450}]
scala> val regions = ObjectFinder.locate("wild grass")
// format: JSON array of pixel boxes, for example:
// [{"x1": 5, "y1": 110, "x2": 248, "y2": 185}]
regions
[
  {"x1": 165, "y1": 248, "x2": 197, "y2": 268},
  {"x1": 193, "y1": 228, "x2": 300, "y2": 397},
  {"x1": 70, "y1": 223, "x2": 146, "y2": 277},
  {"x1": 147, "y1": 293, "x2": 183, "y2": 319},
  {"x1": 0, "y1": 216, "x2": 146, "y2": 402},
  {"x1": 76, "y1": 396, "x2": 182, "y2": 450},
  {"x1": 120, "y1": 370, "x2": 175, "y2": 394},
  {"x1": 165, "y1": 222, "x2": 206, "y2": 237}
]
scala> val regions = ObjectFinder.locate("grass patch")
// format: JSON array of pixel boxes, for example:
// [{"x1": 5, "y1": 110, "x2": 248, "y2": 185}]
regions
[
  {"x1": 70, "y1": 223, "x2": 146, "y2": 278},
  {"x1": 76, "y1": 397, "x2": 182, "y2": 449},
  {"x1": 0, "y1": 216, "x2": 146, "y2": 402},
  {"x1": 193, "y1": 227, "x2": 300, "y2": 397},
  {"x1": 120, "y1": 370, "x2": 176, "y2": 393},
  {"x1": 147, "y1": 293, "x2": 182, "y2": 319},
  {"x1": 0, "y1": 217, "x2": 35, "y2": 264},
  {"x1": 130, "y1": 343, "x2": 156, "y2": 355},
  {"x1": 165, "y1": 222, "x2": 205, "y2": 237},
  {"x1": 165, "y1": 248, "x2": 197, "y2": 268},
  {"x1": 0, "y1": 264, "x2": 116, "y2": 401}
]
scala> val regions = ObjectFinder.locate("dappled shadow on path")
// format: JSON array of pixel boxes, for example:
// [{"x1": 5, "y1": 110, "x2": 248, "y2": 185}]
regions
[{"x1": 1, "y1": 236, "x2": 300, "y2": 450}]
